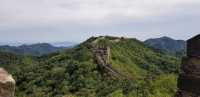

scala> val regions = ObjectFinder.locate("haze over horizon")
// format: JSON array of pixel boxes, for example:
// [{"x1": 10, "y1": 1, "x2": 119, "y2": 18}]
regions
[{"x1": 0, "y1": 0, "x2": 199, "y2": 43}]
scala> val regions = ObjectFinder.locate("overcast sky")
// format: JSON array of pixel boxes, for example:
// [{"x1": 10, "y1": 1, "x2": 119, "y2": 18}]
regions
[{"x1": 0, "y1": 0, "x2": 200, "y2": 43}]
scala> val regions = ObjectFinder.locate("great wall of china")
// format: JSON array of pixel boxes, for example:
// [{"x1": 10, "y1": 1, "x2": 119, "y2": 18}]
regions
[
  {"x1": 92, "y1": 44, "x2": 124, "y2": 78},
  {"x1": 176, "y1": 35, "x2": 200, "y2": 97},
  {"x1": 0, "y1": 35, "x2": 200, "y2": 97},
  {"x1": 0, "y1": 68, "x2": 15, "y2": 97}
]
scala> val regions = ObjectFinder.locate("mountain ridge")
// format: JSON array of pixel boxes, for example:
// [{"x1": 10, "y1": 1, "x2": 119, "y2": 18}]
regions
[
  {"x1": 0, "y1": 36, "x2": 181, "y2": 97},
  {"x1": 0, "y1": 43, "x2": 66, "y2": 56},
  {"x1": 144, "y1": 36, "x2": 186, "y2": 54}
]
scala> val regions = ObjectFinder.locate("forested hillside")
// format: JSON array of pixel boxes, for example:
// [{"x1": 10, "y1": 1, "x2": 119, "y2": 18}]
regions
[
  {"x1": 0, "y1": 36, "x2": 181, "y2": 97},
  {"x1": 144, "y1": 36, "x2": 186, "y2": 55},
  {"x1": 0, "y1": 43, "x2": 65, "y2": 56}
]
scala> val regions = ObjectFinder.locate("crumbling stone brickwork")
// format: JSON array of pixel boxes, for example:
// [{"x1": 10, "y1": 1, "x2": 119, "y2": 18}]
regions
[
  {"x1": 176, "y1": 35, "x2": 200, "y2": 97},
  {"x1": 0, "y1": 68, "x2": 15, "y2": 97},
  {"x1": 93, "y1": 45, "x2": 110, "y2": 65},
  {"x1": 92, "y1": 42, "x2": 124, "y2": 78}
]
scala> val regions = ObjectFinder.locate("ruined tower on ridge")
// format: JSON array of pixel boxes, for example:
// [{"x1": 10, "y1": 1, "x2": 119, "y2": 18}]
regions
[
  {"x1": 92, "y1": 37, "x2": 123, "y2": 78},
  {"x1": 176, "y1": 34, "x2": 200, "y2": 97}
]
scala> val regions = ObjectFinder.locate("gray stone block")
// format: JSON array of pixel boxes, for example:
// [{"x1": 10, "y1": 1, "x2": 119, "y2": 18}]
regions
[{"x1": 187, "y1": 34, "x2": 200, "y2": 57}]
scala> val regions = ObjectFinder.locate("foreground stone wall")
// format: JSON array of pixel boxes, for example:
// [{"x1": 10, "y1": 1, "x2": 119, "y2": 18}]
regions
[
  {"x1": 0, "y1": 68, "x2": 15, "y2": 97},
  {"x1": 176, "y1": 35, "x2": 200, "y2": 97}
]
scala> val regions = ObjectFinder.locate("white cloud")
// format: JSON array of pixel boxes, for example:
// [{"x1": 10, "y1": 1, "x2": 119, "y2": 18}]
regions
[
  {"x1": 0, "y1": 0, "x2": 200, "y2": 42},
  {"x1": 0, "y1": 0, "x2": 200, "y2": 25}
]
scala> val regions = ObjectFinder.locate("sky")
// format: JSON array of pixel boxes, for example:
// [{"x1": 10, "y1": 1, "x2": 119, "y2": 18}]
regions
[{"x1": 0, "y1": 0, "x2": 200, "y2": 44}]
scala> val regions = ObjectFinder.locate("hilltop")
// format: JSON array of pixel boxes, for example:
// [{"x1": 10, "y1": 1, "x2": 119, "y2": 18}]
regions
[
  {"x1": 144, "y1": 36, "x2": 186, "y2": 55},
  {"x1": 1, "y1": 36, "x2": 181, "y2": 97}
]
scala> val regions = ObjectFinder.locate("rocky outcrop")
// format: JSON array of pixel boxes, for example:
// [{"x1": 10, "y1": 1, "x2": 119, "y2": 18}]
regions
[
  {"x1": 176, "y1": 35, "x2": 200, "y2": 97},
  {"x1": 0, "y1": 68, "x2": 15, "y2": 97}
]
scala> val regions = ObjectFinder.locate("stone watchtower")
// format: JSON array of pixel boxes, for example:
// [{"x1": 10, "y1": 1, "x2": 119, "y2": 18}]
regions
[
  {"x1": 176, "y1": 34, "x2": 200, "y2": 97},
  {"x1": 187, "y1": 35, "x2": 200, "y2": 57},
  {"x1": 0, "y1": 68, "x2": 15, "y2": 97},
  {"x1": 93, "y1": 44, "x2": 111, "y2": 66}
]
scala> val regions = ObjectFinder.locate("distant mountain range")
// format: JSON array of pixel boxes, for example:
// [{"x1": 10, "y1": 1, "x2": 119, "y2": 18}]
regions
[
  {"x1": 0, "y1": 43, "x2": 66, "y2": 56},
  {"x1": 0, "y1": 37, "x2": 185, "y2": 56},
  {"x1": 144, "y1": 36, "x2": 186, "y2": 54},
  {"x1": 51, "y1": 41, "x2": 77, "y2": 47},
  {"x1": 0, "y1": 41, "x2": 77, "y2": 47}
]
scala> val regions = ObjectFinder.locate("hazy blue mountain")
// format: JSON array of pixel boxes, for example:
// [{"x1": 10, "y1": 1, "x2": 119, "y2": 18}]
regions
[
  {"x1": 51, "y1": 41, "x2": 77, "y2": 47},
  {"x1": 0, "y1": 42, "x2": 25, "y2": 46},
  {"x1": 144, "y1": 36, "x2": 186, "y2": 54},
  {"x1": 0, "y1": 43, "x2": 66, "y2": 56}
]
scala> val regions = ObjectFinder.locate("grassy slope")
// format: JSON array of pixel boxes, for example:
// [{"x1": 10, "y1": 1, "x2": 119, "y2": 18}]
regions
[
  {"x1": 110, "y1": 38, "x2": 180, "y2": 77},
  {"x1": 88, "y1": 36, "x2": 181, "y2": 96}
]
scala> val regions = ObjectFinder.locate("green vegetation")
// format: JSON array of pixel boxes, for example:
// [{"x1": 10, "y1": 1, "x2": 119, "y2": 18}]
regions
[
  {"x1": 0, "y1": 43, "x2": 65, "y2": 56},
  {"x1": 0, "y1": 36, "x2": 181, "y2": 97},
  {"x1": 144, "y1": 36, "x2": 186, "y2": 54}
]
